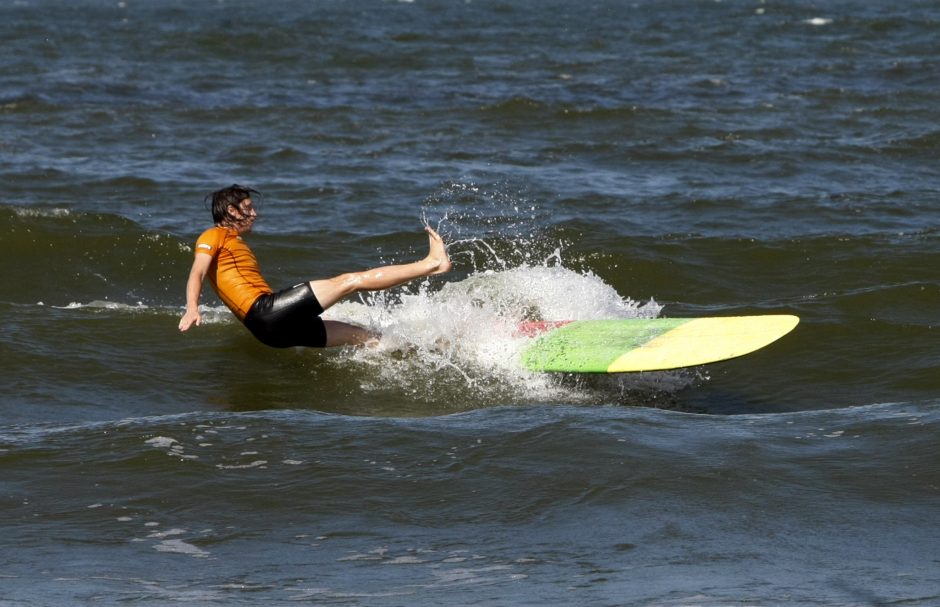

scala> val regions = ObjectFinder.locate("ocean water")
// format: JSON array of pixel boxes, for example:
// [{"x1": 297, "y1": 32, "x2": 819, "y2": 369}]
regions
[{"x1": 2, "y1": 0, "x2": 939, "y2": 604}]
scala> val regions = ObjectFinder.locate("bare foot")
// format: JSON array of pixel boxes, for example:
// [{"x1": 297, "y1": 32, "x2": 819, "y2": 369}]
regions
[{"x1": 424, "y1": 226, "x2": 453, "y2": 275}]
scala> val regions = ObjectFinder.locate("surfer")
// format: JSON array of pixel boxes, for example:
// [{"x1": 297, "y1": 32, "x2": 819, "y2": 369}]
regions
[{"x1": 178, "y1": 184, "x2": 452, "y2": 347}]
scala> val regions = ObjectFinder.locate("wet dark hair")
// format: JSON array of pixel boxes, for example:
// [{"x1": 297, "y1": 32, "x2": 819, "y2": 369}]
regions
[{"x1": 206, "y1": 184, "x2": 261, "y2": 226}]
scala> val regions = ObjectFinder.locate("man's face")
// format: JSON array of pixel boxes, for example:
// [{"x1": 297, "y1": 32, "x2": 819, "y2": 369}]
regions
[{"x1": 229, "y1": 198, "x2": 257, "y2": 233}]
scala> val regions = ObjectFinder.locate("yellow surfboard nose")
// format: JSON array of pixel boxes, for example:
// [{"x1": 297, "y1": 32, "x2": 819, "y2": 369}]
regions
[{"x1": 606, "y1": 315, "x2": 800, "y2": 372}]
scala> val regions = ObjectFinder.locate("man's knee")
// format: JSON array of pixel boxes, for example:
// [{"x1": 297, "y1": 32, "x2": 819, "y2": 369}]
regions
[
  {"x1": 330, "y1": 272, "x2": 365, "y2": 298},
  {"x1": 309, "y1": 274, "x2": 362, "y2": 310}
]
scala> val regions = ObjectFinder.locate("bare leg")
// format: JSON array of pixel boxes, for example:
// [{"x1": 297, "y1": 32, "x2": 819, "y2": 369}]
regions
[
  {"x1": 313, "y1": 227, "x2": 452, "y2": 347},
  {"x1": 310, "y1": 226, "x2": 452, "y2": 310},
  {"x1": 323, "y1": 320, "x2": 378, "y2": 347}
]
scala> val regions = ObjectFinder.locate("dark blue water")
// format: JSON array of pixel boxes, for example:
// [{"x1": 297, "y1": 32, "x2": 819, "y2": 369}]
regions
[{"x1": 2, "y1": 1, "x2": 939, "y2": 604}]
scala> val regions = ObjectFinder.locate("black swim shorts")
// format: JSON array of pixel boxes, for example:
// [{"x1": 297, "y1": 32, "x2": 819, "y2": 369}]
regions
[{"x1": 243, "y1": 282, "x2": 328, "y2": 348}]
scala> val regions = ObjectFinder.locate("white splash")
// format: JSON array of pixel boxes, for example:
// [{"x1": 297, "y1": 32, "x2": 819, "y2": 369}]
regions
[{"x1": 322, "y1": 263, "x2": 671, "y2": 404}]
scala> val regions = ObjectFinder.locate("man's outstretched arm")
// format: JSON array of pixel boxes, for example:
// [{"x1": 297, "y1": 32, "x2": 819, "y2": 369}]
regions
[{"x1": 179, "y1": 253, "x2": 212, "y2": 332}]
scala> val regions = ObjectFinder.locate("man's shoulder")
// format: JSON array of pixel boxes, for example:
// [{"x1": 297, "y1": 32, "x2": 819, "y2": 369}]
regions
[{"x1": 194, "y1": 225, "x2": 228, "y2": 253}]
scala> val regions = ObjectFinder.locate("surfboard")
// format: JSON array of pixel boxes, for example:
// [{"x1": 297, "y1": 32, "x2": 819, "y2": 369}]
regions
[{"x1": 519, "y1": 315, "x2": 799, "y2": 373}]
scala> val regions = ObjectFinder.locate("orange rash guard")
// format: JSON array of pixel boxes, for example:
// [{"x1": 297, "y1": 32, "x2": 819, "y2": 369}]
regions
[{"x1": 194, "y1": 226, "x2": 272, "y2": 321}]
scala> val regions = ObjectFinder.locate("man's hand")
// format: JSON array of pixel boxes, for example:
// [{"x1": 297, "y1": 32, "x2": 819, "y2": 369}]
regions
[{"x1": 179, "y1": 309, "x2": 201, "y2": 332}]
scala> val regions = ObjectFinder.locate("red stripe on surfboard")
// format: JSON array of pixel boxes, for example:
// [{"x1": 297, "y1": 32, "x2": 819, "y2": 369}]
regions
[{"x1": 514, "y1": 320, "x2": 574, "y2": 337}]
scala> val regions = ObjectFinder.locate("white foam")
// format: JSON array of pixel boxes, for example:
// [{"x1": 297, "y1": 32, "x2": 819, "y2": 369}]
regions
[
  {"x1": 153, "y1": 538, "x2": 209, "y2": 558},
  {"x1": 12, "y1": 206, "x2": 71, "y2": 218},
  {"x1": 145, "y1": 436, "x2": 178, "y2": 449},
  {"x1": 51, "y1": 300, "x2": 234, "y2": 325},
  {"x1": 215, "y1": 460, "x2": 267, "y2": 470},
  {"x1": 57, "y1": 300, "x2": 149, "y2": 311},
  {"x1": 324, "y1": 263, "x2": 668, "y2": 404}
]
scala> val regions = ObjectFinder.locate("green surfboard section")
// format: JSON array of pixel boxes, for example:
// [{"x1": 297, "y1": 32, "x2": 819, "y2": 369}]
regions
[{"x1": 521, "y1": 318, "x2": 690, "y2": 373}]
